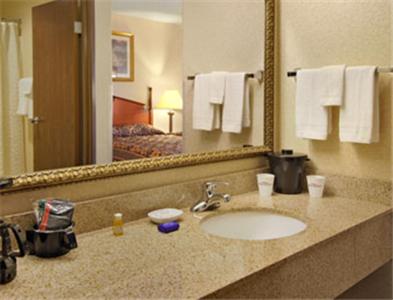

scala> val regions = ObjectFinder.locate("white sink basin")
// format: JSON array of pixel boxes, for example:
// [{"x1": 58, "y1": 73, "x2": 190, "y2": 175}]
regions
[{"x1": 200, "y1": 210, "x2": 307, "y2": 241}]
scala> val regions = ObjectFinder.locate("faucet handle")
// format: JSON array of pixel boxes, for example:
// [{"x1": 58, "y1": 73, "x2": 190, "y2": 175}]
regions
[{"x1": 204, "y1": 181, "x2": 229, "y2": 192}]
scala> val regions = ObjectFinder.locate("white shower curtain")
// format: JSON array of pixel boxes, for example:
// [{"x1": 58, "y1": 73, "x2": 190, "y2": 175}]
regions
[{"x1": 0, "y1": 22, "x2": 26, "y2": 176}]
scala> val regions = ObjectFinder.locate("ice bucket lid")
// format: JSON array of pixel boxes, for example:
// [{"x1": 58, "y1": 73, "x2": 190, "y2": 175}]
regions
[{"x1": 267, "y1": 149, "x2": 308, "y2": 159}]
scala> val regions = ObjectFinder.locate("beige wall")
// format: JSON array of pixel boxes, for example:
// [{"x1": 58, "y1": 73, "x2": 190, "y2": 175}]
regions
[
  {"x1": 183, "y1": 0, "x2": 265, "y2": 153},
  {"x1": 278, "y1": 0, "x2": 392, "y2": 181},
  {"x1": 1, "y1": 0, "x2": 48, "y2": 173},
  {"x1": 112, "y1": 14, "x2": 183, "y2": 133}
]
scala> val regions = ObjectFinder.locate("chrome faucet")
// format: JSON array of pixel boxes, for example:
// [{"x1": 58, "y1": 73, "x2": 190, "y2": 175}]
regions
[{"x1": 190, "y1": 181, "x2": 231, "y2": 212}]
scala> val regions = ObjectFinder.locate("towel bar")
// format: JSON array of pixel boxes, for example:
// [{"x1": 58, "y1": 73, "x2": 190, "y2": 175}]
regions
[
  {"x1": 287, "y1": 67, "x2": 393, "y2": 77},
  {"x1": 1, "y1": 18, "x2": 22, "y2": 36},
  {"x1": 187, "y1": 70, "x2": 264, "y2": 82}
]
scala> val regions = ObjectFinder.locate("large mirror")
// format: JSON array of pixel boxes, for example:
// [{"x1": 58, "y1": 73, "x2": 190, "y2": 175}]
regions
[{"x1": 0, "y1": 0, "x2": 274, "y2": 189}]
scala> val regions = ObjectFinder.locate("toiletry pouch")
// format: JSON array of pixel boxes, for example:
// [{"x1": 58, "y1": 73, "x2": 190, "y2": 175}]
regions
[{"x1": 33, "y1": 199, "x2": 75, "y2": 231}]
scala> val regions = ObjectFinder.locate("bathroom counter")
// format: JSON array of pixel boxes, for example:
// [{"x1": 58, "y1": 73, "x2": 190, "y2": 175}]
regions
[{"x1": 1, "y1": 192, "x2": 391, "y2": 299}]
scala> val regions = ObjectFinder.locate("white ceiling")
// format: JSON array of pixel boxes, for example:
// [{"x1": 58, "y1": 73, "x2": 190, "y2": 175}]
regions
[{"x1": 112, "y1": 0, "x2": 182, "y2": 24}]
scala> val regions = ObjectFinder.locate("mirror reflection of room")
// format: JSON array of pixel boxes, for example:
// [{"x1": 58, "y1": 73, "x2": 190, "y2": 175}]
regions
[
  {"x1": 108, "y1": 0, "x2": 265, "y2": 162},
  {"x1": 111, "y1": 0, "x2": 184, "y2": 161},
  {"x1": 0, "y1": 0, "x2": 49, "y2": 177},
  {"x1": 1, "y1": 0, "x2": 87, "y2": 176},
  {"x1": 0, "y1": 0, "x2": 265, "y2": 177}
]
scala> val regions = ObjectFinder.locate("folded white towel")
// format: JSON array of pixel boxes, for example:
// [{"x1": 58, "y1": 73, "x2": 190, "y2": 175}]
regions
[
  {"x1": 295, "y1": 69, "x2": 330, "y2": 140},
  {"x1": 193, "y1": 74, "x2": 218, "y2": 131},
  {"x1": 17, "y1": 77, "x2": 33, "y2": 119},
  {"x1": 339, "y1": 66, "x2": 379, "y2": 143},
  {"x1": 222, "y1": 72, "x2": 249, "y2": 133},
  {"x1": 209, "y1": 71, "x2": 227, "y2": 104},
  {"x1": 320, "y1": 65, "x2": 345, "y2": 106}
]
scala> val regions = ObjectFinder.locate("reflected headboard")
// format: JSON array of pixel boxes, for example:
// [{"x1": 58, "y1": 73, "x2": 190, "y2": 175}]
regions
[{"x1": 113, "y1": 87, "x2": 153, "y2": 126}]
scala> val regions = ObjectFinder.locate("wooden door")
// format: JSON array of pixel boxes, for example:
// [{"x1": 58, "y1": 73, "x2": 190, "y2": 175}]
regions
[{"x1": 32, "y1": 0, "x2": 81, "y2": 171}]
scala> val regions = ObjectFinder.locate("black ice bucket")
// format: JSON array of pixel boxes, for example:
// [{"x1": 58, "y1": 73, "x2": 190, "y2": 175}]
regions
[{"x1": 26, "y1": 224, "x2": 77, "y2": 258}]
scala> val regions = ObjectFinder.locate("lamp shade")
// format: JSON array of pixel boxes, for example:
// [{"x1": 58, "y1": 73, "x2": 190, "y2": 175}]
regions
[{"x1": 155, "y1": 90, "x2": 183, "y2": 110}]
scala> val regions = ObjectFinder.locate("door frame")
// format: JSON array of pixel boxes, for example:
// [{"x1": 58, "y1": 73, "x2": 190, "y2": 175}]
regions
[{"x1": 80, "y1": 0, "x2": 95, "y2": 165}]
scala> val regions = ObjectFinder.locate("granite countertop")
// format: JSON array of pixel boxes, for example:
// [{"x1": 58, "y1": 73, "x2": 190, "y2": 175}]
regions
[{"x1": 1, "y1": 192, "x2": 391, "y2": 299}]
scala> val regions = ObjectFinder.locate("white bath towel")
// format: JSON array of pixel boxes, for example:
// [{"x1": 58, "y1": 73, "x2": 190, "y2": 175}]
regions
[
  {"x1": 209, "y1": 71, "x2": 227, "y2": 104},
  {"x1": 320, "y1": 65, "x2": 345, "y2": 106},
  {"x1": 295, "y1": 69, "x2": 330, "y2": 140},
  {"x1": 17, "y1": 77, "x2": 33, "y2": 119},
  {"x1": 193, "y1": 73, "x2": 220, "y2": 131},
  {"x1": 339, "y1": 66, "x2": 379, "y2": 144},
  {"x1": 222, "y1": 73, "x2": 250, "y2": 133}
]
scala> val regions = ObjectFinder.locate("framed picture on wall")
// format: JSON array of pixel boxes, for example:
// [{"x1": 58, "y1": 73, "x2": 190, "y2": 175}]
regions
[{"x1": 112, "y1": 32, "x2": 135, "y2": 82}]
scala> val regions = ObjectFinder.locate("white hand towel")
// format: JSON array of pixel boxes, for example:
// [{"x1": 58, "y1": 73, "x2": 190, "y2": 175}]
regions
[
  {"x1": 209, "y1": 71, "x2": 227, "y2": 104},
  {"x1": 222, "y1": 73, "x2": 249, "y2": 133},
  {"x1": 19, "y1": 77, "x2": 32, "y2": 95},
  {"x1": 295, "y1": 69, "x2": 330, "y2": 140},
  {"x1": 339, "y1": 66, "x2": 379, "y2": 144},
  {"x1": 17, "y1": 77, "x2": 33, "y2": 118},
  {"x1": 193, "y1": 74, "x2": 218, "y2": 131},
  {"x1": 320, "y1": 65, "x2": 345, "y2": 106}
]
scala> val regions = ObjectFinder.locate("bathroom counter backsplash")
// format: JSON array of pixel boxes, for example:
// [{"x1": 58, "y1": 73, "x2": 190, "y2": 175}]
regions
[
  {"x1": 4, "y1": 168, "x2": 265, "y2": 234},
  {"x1": 305, "y1": 163, "x2": 392, "y2": 206},
  {"x1": 1, "y1": 192, "x2": 391, "y2": 299}
]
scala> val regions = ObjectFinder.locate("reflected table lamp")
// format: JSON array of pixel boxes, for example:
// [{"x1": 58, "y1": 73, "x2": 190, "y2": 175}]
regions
[{"x1": 155, "y1": 90, "x2": 183, "y2": 133}]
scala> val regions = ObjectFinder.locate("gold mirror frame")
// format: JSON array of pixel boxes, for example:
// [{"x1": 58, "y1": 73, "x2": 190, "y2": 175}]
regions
[{"x1": 1, "y1": 0, "x2": 275, "y2": 192}]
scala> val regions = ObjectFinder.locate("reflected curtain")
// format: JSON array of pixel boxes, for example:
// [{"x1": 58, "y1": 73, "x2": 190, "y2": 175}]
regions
[{"x1": 0, "y1": 22, "x2": 26, "y2": 176}]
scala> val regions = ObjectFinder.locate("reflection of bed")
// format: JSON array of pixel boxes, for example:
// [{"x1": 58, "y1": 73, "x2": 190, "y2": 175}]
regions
[
  {"x1": 112, "y1": 88, "x2": 182, "y2": 160},
  {"x1": 113, "y1": 134, "x2": 182, "y2": 160}
]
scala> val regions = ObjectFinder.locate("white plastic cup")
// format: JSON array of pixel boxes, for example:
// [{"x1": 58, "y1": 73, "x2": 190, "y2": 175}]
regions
[
  {"x1": 257, "y1": 173, "x2": 275, "y2": 198},
  {"x1": 307, "y1": 175, "x2": 326, "y2": 198}
]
